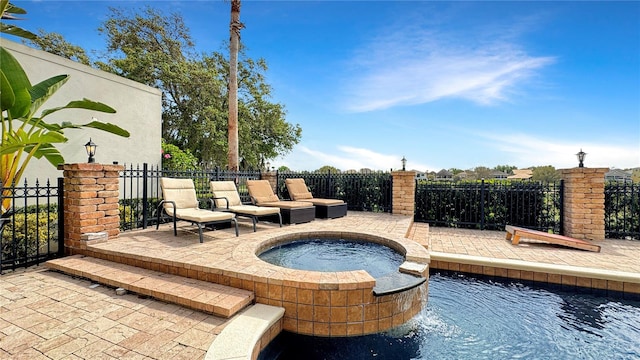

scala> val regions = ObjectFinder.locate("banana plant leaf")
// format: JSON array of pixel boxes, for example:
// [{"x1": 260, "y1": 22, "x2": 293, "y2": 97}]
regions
[
  {"x1": 0, "y1": 47, "x2": 31, "y2": 116},
  {"x1": 0, "y1": 128, "x2": 67, "y2": 155},
  {"x1": 28, "y1": 74, "x2": 68, "y2": 115},
  {"x1": 0, "y1": 23, "x2": 36, "y2": 40},
  {"x1": 40, "y1": 98, "x2": 116, "y2": 118}
]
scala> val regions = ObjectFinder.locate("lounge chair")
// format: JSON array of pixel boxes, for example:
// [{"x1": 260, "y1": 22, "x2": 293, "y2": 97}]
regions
[
  {"x1": 505, "y1": 225, "x2": 601, "y2": 252},
  {"x1": 156, "y1": 178, "x2": 238, "y2": 243},
  {"x1": 285, "y1": 178, "x2": 347, "y2": 219},
  {"x1": 246, "y1": 180, "x2": 315, "y2": 224},
  {"x1": 210, "y1": 181, "x2": 282, "y2": 232}
]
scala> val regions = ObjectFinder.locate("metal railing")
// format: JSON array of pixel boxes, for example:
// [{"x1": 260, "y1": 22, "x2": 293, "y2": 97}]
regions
[
  {"x1": 605, "y1": 181, "x2": 639, "y2": 240},
  {"x1": 276, "y1": 171, "x2": 393, "y2": 213},
  {"x1": 415, "y1": 179, "x2": 563, "y2": 232},
  {"x1": 0, "y1": 178, "x2": 64, "y2": 273},
  {"x1": 119, "y1": 164, "x2": 261, "y2": 231},
  {"x1": 2, "y1": 168, "x2": 635, "y2": 273}
]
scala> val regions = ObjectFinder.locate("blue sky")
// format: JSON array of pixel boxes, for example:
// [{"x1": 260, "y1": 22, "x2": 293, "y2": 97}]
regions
[{"x1": 11, "y1": 1, "x2": 640, "y2": 172}]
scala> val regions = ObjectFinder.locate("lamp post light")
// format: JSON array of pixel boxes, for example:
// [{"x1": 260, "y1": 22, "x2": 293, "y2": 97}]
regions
[
  {"x1": 401, "y1": 156, "x2": 407, "y2": 171},
  {"x1": 85, "y1": 138, "x2": 97, "y2": 163},
  {"x1": 265, "y1": 161, "x2": 271, "y2": 172},
  {"x1": 576, "y1": 149, "x2": 586, "y2": 168}
]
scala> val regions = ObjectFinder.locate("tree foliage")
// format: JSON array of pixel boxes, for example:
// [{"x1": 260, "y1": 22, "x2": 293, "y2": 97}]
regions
[
  {"x1": 161, "y1": 141, "x2": 198, "y2": 171},
  {"x1": 316, "y1": 165, "x2": 340, "y2": 173},
  {"x1": 472, "y1": 166, "x2": 492, "y2": 180},
  {"x1": 25, "y1": 30, "x2": 91, "y2": 65},
  {"x1": 494, "y1": 164, "x2": 517, "y2": 174},
  {"x1": 532, "y1": 165, "x2": 560, "y2": 182},
  {"x1": 0, "y1": 1, "x2": 129, "y2": 214},
  {"x1": 95, "y1": 6, "x2": 301, "y2": 169}
]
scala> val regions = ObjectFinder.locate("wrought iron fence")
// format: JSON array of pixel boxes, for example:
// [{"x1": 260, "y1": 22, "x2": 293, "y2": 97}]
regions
[
  {"x1": 119, "y1": 164, "x2": 261, "y2": 231},
  {"x1": 0, "y1": 178, "x2": 64, "y2": 273},
  {"x1": 415, "y1": 179, "x2": 563, "y2": 232},
  {"x1": 276, "y1": 171, "x2": 393, "y2": 213},
  {"x1": 605, "y1": 181, "x2": 639, "y2": 240},
  {"x1": 2, "y1": 166, "x2": 632, "y2": 273}
]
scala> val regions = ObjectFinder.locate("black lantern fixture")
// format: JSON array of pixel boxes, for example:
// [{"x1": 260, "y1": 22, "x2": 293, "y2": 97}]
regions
[
  {"x1": 85, "y1": 138, "x2": 97, "y2": 163},
  {"x1": 401, "y1": 156, "x2": 407, "y2": 171},
  {"x1": 576, "y1": 149, "x2": 586, "y2": 168},
  {"x1": 265, "y1": 161, "x2": 271, "y2": 172}
]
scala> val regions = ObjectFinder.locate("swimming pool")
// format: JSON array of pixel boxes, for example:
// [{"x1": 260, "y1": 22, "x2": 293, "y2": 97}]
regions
[{"x1": 259, "y1": 271, "x2": 640, "y2": 359}]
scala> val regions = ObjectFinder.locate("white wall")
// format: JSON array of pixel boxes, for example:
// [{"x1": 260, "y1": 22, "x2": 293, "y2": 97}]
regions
[{"x1": 1, "y1": 39, "x2": 162, "y2": 183}]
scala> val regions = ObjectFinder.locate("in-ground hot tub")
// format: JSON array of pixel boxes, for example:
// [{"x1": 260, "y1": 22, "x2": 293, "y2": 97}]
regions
[{"x1": 253, "y1": 231, "x2": 430, "y2": 337}]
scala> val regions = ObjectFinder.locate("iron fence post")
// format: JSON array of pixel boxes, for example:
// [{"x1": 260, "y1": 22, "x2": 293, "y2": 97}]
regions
[
  {"x1": 480, "y1": 179, "x2": 486, "y2": 230},
  {"x1": 559, "y1": 179, "x2": 564, "y2": 235},
  {"x1": 142, "y1": 163, "x2": 148, "y2": 229},
  {"x1": 57, "y1": 177, "x2": 65, "y2": 257}
]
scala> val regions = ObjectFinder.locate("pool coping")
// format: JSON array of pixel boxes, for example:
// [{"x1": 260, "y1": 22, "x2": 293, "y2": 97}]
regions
[
  {"x1": 205, "y1": 303, "x2": 284, "y2": 360},
  {"x1": 430, "y1": 251, "x2": 640, "y2": 293}
]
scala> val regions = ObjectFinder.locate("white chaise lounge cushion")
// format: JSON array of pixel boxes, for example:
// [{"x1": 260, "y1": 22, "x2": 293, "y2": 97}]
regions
[
  {"x1": 210, "y1": 181, "x2": 243, "y2": 207},
  {"x1": 160, "y1": 178, "x2": 199, "y2": 211},
  {"x1": 160, "y1": 178, "x2": 234, "y2": 221},
  {"x1": 285, "y1": 178, "x2": 345, "y2": 206},
  {"x1": 210, "y1": 181, "x2": 281, "y2": 216},
  {"x1": 173, "y1": 208, "x2": 234, "y2": 223}
]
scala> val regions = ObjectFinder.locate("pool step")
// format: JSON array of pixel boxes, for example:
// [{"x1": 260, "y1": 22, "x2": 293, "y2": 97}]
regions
[{"x1": 45, "y1": 255, "x2": 254, "y2": 318}]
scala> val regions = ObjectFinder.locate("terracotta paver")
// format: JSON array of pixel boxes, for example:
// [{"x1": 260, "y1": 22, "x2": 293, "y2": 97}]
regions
[
  {"x1": 1, "y1": 212, "x2": 639, "y2": 359},
  {"x1": 1, "y1": 268, "x2": 218, "y2": 359},
  {"x1": 421, "y1": 225, "x2": 640, "y2": 274}
]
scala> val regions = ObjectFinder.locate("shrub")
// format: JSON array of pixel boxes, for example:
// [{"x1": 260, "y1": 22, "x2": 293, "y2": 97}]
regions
[{"x1": 1, "y1": 211, "x2": 58, "y2": 262}]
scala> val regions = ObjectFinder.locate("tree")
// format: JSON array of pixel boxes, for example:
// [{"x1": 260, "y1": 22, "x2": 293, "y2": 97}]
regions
[
  {"x1": 228, "y1": 0, "x2": 243, "y2": 171},
  {"x1": 316, "y1": 165, "x2": 340, "y2": 173},
  {"x1": 494, "y1": 165, "x2": 517, "y2": 175},
  {"x1": 25, "y1": 30, "x2": 91, "y2": 65},
  {"x1": 473, "y1": 166, "x2": 492, "y2": 180},
  {"x1": 532, "y1": 165, "x2": 560, "y2": 182},
  {"x1": 97, "y1": 6, "x2": 301, "y2": 169},
  {"x1": 0, "y1": 1, "x2": 130, "y2": 214}
]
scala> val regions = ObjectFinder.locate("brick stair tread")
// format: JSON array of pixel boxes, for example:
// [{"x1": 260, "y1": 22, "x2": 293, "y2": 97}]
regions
[{"x1": 45, "y1": 255, "x2": 254, "y2": 318}]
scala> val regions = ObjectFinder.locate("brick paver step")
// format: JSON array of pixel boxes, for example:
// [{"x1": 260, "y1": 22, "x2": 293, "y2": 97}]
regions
[{"x1": 45, "y1": 255, "x2": 254, "y2": 318}]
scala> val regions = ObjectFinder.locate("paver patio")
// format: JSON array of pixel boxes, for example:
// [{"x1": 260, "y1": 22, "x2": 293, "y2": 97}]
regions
[{"x1": 1, "y1": 212, "x2": 639, "y2": 359}]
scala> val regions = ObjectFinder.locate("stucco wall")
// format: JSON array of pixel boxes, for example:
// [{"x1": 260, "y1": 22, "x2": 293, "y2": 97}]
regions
[{"x1": 1, "y1": 39, "x2": 162, "y2": 183}]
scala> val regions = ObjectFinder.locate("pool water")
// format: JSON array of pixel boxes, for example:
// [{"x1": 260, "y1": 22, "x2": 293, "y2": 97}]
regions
[
  {"x1": 260, "y1": 271, "x2": 640, "y2": 360},
  {"x1": 258, "y1": 238, "x2": 405, "y2": 279}
]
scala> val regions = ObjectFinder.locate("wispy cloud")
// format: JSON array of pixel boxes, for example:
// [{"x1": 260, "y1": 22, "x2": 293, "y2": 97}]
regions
[
  {"x1": 278, "y1": 145, "x2": 433, "y2": 172},
  {"x1": 479, "y1": 132, "x2": 640, "y2": 169},
  {"x1": 343, "y1": 22, "x2": 555, "y2": 112}
]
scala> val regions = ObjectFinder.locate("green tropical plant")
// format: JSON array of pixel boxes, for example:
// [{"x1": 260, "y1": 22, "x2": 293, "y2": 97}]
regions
[
  {"x1": 0, "y1": 1, "x2": 130, "y2": 214},
  {"x1": 161, "y1": 141, "x2": 198, "y2": 171}
]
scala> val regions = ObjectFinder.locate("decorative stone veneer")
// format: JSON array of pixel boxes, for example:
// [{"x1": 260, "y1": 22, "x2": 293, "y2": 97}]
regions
[
  {"x1": 252, "y1": 231, "x2": 430, "y2": 337},
  {"x1": 560, "y1": 167, "x2": 608, "y2": 241},
  {"x1": 391, "y1": 170, "x2": 417, "y2": 216},
  {"x1": 58, "y1": 163, "x2": 124, "y2": 255}
]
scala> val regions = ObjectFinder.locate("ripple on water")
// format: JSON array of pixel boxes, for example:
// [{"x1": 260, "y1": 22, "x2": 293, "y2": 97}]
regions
[{"x1": 259, "y1": 272, "x2": 640, "y2": 360}]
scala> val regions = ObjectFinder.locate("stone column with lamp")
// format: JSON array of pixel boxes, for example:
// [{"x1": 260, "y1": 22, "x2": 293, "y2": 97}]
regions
[
  {"x1": 58, "y1": 140, "x2": 124, "y2": 255},
  {"x1": 392, "y1": 156, "x2": 417, "y2": 216},
  {"x1": 560, "y1": 149, "x2": 608, "y2": 241},
  {"x1": 261, "y1": 161, "x2": 279, "y2": 194}
]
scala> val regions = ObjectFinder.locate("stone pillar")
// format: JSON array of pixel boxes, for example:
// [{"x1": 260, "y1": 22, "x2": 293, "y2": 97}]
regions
[
  {"x1": 391, "y1": 171, "x2": 416, "y2": 216},
  {"x1": 261, "y1": 171, "x2": 278, "y2": 194},
  {"x1": 59, "y1": 163, "x2": 124, "y2": 255},
  {"x1": 560, "y1": 167, "x2": 608, "y2": 240}
]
